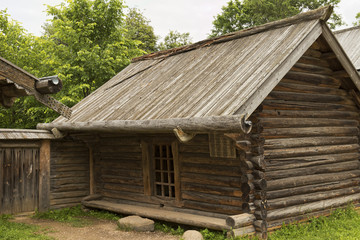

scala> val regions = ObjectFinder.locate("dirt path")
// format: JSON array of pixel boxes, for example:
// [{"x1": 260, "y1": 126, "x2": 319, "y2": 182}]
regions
[{"x1": 12, "y1": 216, "x2": 180, "y2": 240}]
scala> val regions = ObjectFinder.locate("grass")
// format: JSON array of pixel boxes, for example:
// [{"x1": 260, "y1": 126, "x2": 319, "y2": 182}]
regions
[
  {"x1": 269, "y1": 205, "x2": 360, "y2": 240},
  {"x1": 0, "y1": 214, "x2": 52, "y2": 240},
  {"x1": 32, "y1": 205, "x2": 120, "y2": 227},
  {"x1": 9, "y1": 204, "x2": 360, "y2": 240}
]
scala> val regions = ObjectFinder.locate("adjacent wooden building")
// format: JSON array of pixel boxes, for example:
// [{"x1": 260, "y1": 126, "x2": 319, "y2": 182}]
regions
[
  {"x1": 335, "y1": 25, "x2": 360, "y2": 72},
  {"x1": 0, "y1": 57, "x2": 71, "y2": 214},
  {"x1": 38, "y1": 6, "x2": 360, "y2": 239}
]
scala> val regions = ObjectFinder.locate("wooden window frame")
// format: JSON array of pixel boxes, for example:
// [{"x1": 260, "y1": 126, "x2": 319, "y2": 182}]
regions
[{"x1": 141, "y1": 138, "x2": 181, "y2": 206}]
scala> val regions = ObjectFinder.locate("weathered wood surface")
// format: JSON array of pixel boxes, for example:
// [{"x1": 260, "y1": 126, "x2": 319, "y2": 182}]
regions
[
  {"x1": 249, "y1": 38, "x2": 360, "y2": 235},
  {"x1": 83, "y1": 200, "x2": 230, "y2": 230},
  {"x1": 226, "y1": 213, "x2": 255, "y2": 228},
  {"x1": 0, "y1": 147, "x2": 39, "y2": 214},
  {"x1": 50, "y1": 139, "x2": 90, "y2": 209}
]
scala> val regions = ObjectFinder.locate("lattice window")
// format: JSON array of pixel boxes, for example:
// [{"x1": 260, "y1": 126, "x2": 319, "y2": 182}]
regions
[{"x1": 153, "y1": 144, "x2": 175, "y2": 198}]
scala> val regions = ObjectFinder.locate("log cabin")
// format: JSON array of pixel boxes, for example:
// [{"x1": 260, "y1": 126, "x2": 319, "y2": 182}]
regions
[
  {"x1": 38, "y1": 6, "x2": 360, "y2": 239},
  {"x1": 0, "y1": 57, "x2": 71, "y2": 214},
  {"x1": 335, "y1": 25, "x2": 360, "y2": 72}
]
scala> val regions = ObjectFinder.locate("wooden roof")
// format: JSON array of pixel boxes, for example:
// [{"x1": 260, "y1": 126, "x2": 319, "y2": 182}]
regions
[
  {"x1": 40, "y1": 6, "x2": 360, "y2": 133},
  {"x1": 335, "y1": 26, "x2": 360, "y2": 70},
  {"x1": 0, "y1": 129, "x2": 54, "y2": 140},
  {"x1": 0, "y1": 57, "x2": 72, "y2": 119}
]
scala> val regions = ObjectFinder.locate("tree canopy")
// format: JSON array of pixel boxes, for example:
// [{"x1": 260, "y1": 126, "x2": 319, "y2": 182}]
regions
[
  {"x1": 210, "y1": 0, "x2": 344, "y2": 37},
  {"x1": 354, "y1": 12, "x2": 360, "y2": 26},
  {"x1": 158, "y1": 30, "x2": 192, "y2": 51},
  {"x1": 124, "y1": 7, "x2": 158, "y2": 53}
]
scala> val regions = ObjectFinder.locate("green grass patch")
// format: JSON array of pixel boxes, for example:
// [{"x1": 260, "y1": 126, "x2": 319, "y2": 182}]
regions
[
  {"x1": 0, "y1": 214, "x2": 52, "y2": 240},
  {"x1": 32, "y1": 205, "x2": 120, "y2": 227},
  {"x1": 269, "y1": 205, "x2": 360, "y2": 240}
]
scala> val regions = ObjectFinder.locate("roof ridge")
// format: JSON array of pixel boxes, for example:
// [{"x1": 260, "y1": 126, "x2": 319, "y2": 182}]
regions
[
  {"x1": 132, "y1": 5, "x2": 333, "y2": 63},
  {"x1": 334, "y1": 25, "x2": 360, "y2": 35}
]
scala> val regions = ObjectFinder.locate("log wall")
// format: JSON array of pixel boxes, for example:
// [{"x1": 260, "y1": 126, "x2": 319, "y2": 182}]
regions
[
  {"x1": 50, "y1": 139, "x2": 89, "y2": 209},
  {"x1": 93, "y1": 134, "x2": 245, "y2": 216},
  {"x1": 251, "y1": 42, "x2": 360, "y2": 232}
]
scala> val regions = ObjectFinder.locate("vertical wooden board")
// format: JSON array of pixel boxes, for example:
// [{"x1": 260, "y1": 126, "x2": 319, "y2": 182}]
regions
[
  {"x1": 39, "y1": 140, "x2": 50, "y2": 212},
  {"x1": 141, "y1": 141, "x2": 151, "y2": 196},
  {"x1": 12, "y1": 149, "x2": 21, "y2": 213},
  {"x1": 89, "y1": 147, "x2": 94, "y2": 195},
  {"x1": 34, "y1": 148, "x2": 40, "y2": 212},
  {"x1": 19, "y1": 149, "x2": 26, "y2": 212},
  {"x1": 172, "y1": 141, "x2": 181, "y2": 204},
  {"x1": 3, "y1": 149, "x2": 12, "y2": 214},
  {"x1": 0, "y1": 149, "x2": 3, "y2": 213},
  {"x1": 24, "y1": 148, "x2": 33, "y2": 212}
]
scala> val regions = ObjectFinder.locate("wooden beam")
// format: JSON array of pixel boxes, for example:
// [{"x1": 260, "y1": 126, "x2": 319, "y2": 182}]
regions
[
  {"x1": 36, "y1": 76, "x2": 63, "y2": 94},
  {"x1": 37, "y1": 115, "x2": 252, "y2": 134},
  {"x1": 38, "y1": 140, "x2": 50, "y2": 212}
]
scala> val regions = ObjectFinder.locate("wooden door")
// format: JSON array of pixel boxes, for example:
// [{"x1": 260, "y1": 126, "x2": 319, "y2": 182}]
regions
[{"x1": 0, "y1": 147, "x2": 39, "y2": 214}]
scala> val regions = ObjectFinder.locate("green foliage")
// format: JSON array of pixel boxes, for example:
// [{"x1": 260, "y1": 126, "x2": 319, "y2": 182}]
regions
[
  {"x1": 154, "y1": 222, "x2": 185, "y2": 235},
  {"x1": 43, "y1": 0, "x2": 144, "y2": 100},
  {"x1": 124, "y1": 7, "x2": 158, "y2": 53},
  {"x1": 0, "y1": 0, "x2": 144, "y2": 129},
  {"x1": 33, "y1": 205, "x2": 120, "y2": 227},
  {"x1": 269, "y1": 205, "x2": 360, "y2": 240},
  {"x1": 210, "y1": 0, "x2": 344, "y2": 37},
  {"x1": 0, "y1": 214, "x2": 52, "y2": 240},
  {"x1": 354, "y1": 12, "x2": 360, "y2": 26},
  {"x1": 158, "y1": 30, "x2": 192, "y2": 51}
]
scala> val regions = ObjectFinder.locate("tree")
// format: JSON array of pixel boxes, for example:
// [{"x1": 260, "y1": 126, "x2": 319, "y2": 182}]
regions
[
  {"x1": 0, "y1": 0, "x2": 144, "y2": 128},
  {"x1": 210, "y1": 0, "x2": 344, "y2": 37},
  {"x1": 124, "y1": 8, "x2": 158, "y2": 53},
  {"x1": 0, "y1": 9, "x2": 56, "y2": 128},
  {"x1": 354, "y1": 12, "x2": 360, "y2": 26},
  {"x1": 158, "y1": 30, "x2": 192, "y2": 51},
  {"x1": 43, "y1": 0, "x2": 144, "y2": 103}
]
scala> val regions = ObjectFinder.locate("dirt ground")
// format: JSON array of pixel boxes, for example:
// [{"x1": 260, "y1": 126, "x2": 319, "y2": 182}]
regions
[{"x1": 12, "y1": 215, "x2": 180, "y2": 240}]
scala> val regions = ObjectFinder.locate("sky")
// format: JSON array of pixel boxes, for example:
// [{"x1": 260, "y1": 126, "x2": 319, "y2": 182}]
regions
[{"x1": 1, "y1": 0, "x2": 359, "y2": 42}]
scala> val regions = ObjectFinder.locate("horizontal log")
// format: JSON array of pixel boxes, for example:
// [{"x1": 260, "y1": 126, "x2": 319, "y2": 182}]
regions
[
  {"x1": 264, "y1": 136, "x2": 358, "y2": 149},
  {"x1": 253, "y1": 220, "x2": 267, "y2": 233},
  {"x1": 267, "y1": 193, "x2": 360, "y2": 221},
  {"x1": 51, "y1": 190, "x2": 89, "y2": 200},
  {"x1": 268, "y1": 91, "x2": 356, "y2": 106},
  {"x1": 36, "y1": 76, "x2": 62, "y2": 94},
  {"x1": 182, "y1": 183, "x2": 242, "y2": 197},
  {"x1": 181, "y1": 162, "x2": 241, "y2": 177},
  {"x1": 267, "y1": 178, "x2": 360, "y2": 200},
  {"x1": 227, "y1": 225, "x2": 256, "y2": 238},
  {"x1": 283, "y1": 71, "x2": 341, "y2": 87},
  {"x1": 253, "y1": 179, "x2": 267, "y2": 190},
  {"x1": 304, "y1": 48, "x2": 322, "y2": 58},
  {"x1": 37, "y1": 115, "x2": 252, "y2": 134},
  {"x1": 241, "y1": 174, "x2": 254, "y2": 183},
  {"x1": 267, "y1": 170, "x2": 360, "y2": 191},
  {"x1": 263, "y1": 99, "x2": 358, "y2": 111},
  {"x1": 260, "y1": 118, "x2": 358, "y2": 128},
  {"x1": 103, "y1": 183, "x2": 144, "y2": 194},
  {"x1": 297, "y1": 55, "x2": 330, "y2": 68},
  {"x1": 265, "y1": 160, "x2": 360, "y2": 180},
  {"x1": 181, "y1": 153, "x2": 239, "y2": 166},
  {"x1": 261, "y1": 126, "x2": 359, "y2": 139},
  {"x1": 257, "y1": 109, "x2": 359, "y2": 119},
  {"x1": 51, "y1": 183, "x2": 89, "y2": 192},
  {"x1": 182, "y1": 200, "x2": 244, "y2": 215},
  {"x1": 264, "y1": 144, "x2": 359, "y2": 159},
  {"x1": 273, "y1": 82, "x2": 348, "y2": 97},
  {"x1": 182, "y1": 191, "x2": 243, "y2": 207},
  {"x1": 266, "y1": 152, "x2": 360, "y2": 171},
  {"x1": 181, "y1": 173, "x2": 241, "y2": 188},
  {"x1": 100, "y1": 175, "x2": 143, "y2": 185},
  {"x1": 241, "y1": 182, "x2": 254, "y2": 195},
  {"x1": 290, "y1": 62, "x2": 333, "y2": 75},
  {"x1": 267, "y1": 186, "x2": 360, "y2": 210}
]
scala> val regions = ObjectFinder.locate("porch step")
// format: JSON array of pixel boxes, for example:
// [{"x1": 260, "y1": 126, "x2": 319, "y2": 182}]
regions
[{"x1": 83, "y1": 200, "x2": 230, "y2": 231}]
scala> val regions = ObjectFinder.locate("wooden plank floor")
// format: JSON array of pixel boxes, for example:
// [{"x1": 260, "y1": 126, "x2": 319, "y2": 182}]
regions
[{"x1": 83, "y1": 200, "x2": 230, "y2": 230}]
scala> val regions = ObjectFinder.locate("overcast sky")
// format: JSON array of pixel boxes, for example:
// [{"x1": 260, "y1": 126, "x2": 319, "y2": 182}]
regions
[{"x1": 1, "y1": 0, "x2": 359, "y2": 42}]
